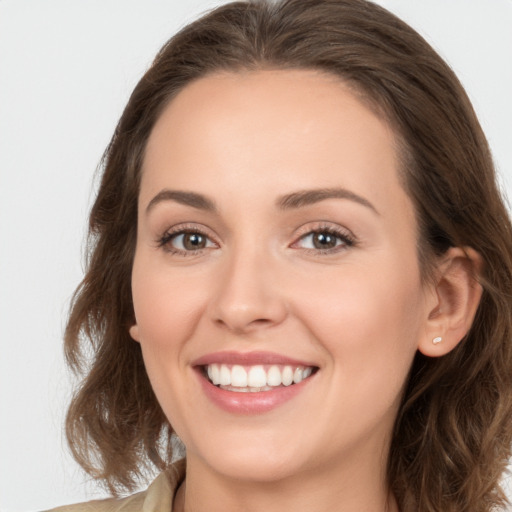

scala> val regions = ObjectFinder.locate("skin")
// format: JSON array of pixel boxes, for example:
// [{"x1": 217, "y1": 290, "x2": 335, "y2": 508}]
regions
[{"x1": 129, "y1": 70, "x2": 481, "y2": 512}]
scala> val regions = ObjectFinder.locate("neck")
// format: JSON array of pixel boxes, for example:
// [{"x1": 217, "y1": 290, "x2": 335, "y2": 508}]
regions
[{"x1": 174, "y1": 448, "x2": 398, "y2": 512}]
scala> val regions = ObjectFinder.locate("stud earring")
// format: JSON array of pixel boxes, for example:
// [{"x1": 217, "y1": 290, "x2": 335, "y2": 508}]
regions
[{"x1": 432, "y1": 336, "x2": 442, "y2": 345}]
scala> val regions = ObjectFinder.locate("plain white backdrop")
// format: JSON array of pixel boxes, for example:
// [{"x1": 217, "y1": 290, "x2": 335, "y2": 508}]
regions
[{"x1": 1, "y1": 1, "x2": 511, "y2": 510}]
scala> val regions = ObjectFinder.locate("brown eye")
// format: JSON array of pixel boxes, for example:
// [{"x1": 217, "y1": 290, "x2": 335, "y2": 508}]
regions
[
  {"x1": 312, "y1": 232, "x2": 338, "y2": 249},
  {"x1": 161, "y1": 231, "x2": 215, "y2": 253},
  {"x1": 294, "y1": 228, "x2": 354, "y2": 253},
  {"x1": 182, "y1": 232, "x2": 207, "y2": 250}
]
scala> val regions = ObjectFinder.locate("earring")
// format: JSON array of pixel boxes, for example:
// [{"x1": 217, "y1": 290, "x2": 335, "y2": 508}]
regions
[{"x1": 432, "y1": 336, "x2": 442, "y2": 345}]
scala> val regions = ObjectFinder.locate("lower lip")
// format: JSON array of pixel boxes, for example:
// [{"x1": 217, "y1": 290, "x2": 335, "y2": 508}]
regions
[{"x1": 196, "y1": 370, "x2": 314, "y2": 414}]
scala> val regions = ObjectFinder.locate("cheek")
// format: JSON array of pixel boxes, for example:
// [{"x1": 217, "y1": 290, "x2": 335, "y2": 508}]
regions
[
  {"x1": 297, "y1": 262, "x2": 425, "y2": 435},
  {"x1": 131, "y1": 256, "x2": 210, "y2": 431},
  {"x1": 294, "y1": 258, "x2": 425, "y2": 379},
  {"x1": 131, "y1": 256, "x2": 209, "y2": 350},
  {"x1": 130, "y1": 255, "x2": 211, "y2": 417}
]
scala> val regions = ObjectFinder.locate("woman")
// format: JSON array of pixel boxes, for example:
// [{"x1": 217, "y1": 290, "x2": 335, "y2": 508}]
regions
[{"x1": 51, "y1": 0, "x2": 512, "y2": 510}]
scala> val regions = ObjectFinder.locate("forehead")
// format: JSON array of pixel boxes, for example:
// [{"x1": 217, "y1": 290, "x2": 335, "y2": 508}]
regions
[
  {"x1": 147, "y1": 69, "x2": 394, "y2": 152},
  {"x1": 141, "y1": 69, "x2": 410, "y2": 219}
]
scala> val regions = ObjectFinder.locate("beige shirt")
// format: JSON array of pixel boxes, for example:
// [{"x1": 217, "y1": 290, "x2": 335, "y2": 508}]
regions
[{"x1": 45, "y1": 458, "x2": 185, "y2": 512}]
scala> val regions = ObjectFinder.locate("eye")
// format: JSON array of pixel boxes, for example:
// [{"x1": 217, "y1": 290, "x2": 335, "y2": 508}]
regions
[
  {"x1": 294, "y1": 227, "x2": 355, "y2": 253},
  {"x1": 173, "y1": 232, "x2": 212, "y2": 250},
  {"x1": 158, "y1": 228, "x2": 217, "y2": 254}
]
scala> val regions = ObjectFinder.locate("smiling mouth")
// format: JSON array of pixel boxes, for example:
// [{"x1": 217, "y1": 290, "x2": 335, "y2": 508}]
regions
[{"x1": 202, "y1": 363, "x2": 318, "y2": 393}]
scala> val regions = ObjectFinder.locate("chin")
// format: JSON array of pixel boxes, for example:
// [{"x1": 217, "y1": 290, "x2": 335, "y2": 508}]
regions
[
  {"x1": 210, "y1": 452, "x2": 305, "y2": 483},
  {"x1": 186, "y1": 433, "x2": 312, "y2": 484}
]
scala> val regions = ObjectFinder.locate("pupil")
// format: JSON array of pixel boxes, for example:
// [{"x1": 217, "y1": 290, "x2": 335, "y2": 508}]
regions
[
  {"x1": 184, "y1": 233, "x2": 205, "y2": 250},
  {"x1": 313, "y1": 232, "x2": 336, "y2": 249}
]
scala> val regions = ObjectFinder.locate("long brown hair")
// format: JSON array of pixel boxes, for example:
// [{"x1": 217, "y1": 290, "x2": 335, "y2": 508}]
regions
[{"x1": 64, "y1": 1, "x2": 512, "y2": 509}]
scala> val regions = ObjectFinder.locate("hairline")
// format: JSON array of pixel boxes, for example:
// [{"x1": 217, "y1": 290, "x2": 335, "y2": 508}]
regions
[{"x1": 136, "y1": 65, "x2": 431, "y2": 274}]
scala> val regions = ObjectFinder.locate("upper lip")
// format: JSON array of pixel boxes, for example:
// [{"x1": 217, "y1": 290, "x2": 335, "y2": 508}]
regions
[{"x1": 192, "y1": 351, "x2": 317, "y2": 368}]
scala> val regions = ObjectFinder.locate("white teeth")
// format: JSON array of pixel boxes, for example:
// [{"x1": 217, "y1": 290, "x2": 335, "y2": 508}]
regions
[
  {"x1": 282, "y1": 366, "x2": 294, "y2": 386},
  {"x1": 209, "y1": 364, "x2": 220, "y2": 385},
  {"x1": 219, "y1": 365, "x2": 231, "y2": 386},
  {"x1": 293, "y1": 367, "x2": 303, "y2": 384},
  {"x1": 248, "y1": 365, "x2": 267, "y2": 387},
  {"x1": 231, "y1": 365, "x2": 248, "y2": 387},
  {"x1": 205, "y1": 363, "x2": 315, "y2": 390},
  {"x1": 266, "y1": 365, "x2": 282, "y2": 386}
]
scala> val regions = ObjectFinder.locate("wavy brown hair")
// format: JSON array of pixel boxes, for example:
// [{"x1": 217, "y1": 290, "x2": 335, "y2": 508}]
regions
[{"x1": 64, "y1": 0, "x2": 512, "y2": 509}]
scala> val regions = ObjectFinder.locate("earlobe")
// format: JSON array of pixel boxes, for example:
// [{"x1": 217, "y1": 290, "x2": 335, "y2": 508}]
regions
[
  {"x1": 129, "y1": 324, "x2": 141, "y2": 343},
  {"x1": 418, "y1": 247, "x2": 483, "y2": 358}
]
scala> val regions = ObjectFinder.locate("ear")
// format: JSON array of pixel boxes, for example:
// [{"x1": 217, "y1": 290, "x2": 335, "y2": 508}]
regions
[
  {"x1": 418, "y1": 247, "x2": 483, "y2": 357},
  {"x1": 129, "y1": 323, "x2": 141, "y2": 343}
]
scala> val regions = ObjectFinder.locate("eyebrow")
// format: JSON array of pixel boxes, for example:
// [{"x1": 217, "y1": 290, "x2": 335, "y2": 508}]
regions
[
  {"x1": 146, "y1": 189, "x2": 217, "y2": 214},
  {"x1": 277, "y1": 187, "x2": 379, "y2": 214},
  {"x1": 145, "y1": 187, "x2": 378, "y2": 215}
]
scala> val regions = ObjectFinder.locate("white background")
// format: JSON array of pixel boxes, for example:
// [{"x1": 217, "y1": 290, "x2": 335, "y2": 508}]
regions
[{"x1": 1, "y1": 1, "x2": 511, "y2": 510}]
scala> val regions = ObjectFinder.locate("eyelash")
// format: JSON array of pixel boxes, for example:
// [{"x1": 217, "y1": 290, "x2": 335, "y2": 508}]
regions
[
  {"x1": 157, "y1": 224, "x2": 217, "y2": 256},
  {"x1": 293, "y1": 224, "x2": 356, "y2": 254},
  {"x1": 156, "y1": 224, "x2": 356, "y2": 256}
]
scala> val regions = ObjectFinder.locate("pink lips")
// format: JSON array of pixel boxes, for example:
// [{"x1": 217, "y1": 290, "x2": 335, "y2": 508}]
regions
[
  {"x1": 193, "y1": 350, "x2": 314, "y2": 367},
  {"x1": 193, "y1": 351, "x2": 317, "y2": 414}
]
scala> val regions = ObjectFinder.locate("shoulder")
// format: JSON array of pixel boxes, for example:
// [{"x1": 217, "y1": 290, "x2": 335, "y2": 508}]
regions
[
  {"x1": 43, "y1": 491, "x2": 144, "y2": 512},
  {"x1": 44, "y1": 459, "x2": 186, "y2": 512}
]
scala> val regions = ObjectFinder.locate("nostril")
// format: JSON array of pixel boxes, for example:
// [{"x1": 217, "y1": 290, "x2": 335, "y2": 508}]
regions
[
  {"x1": 213, "y1": 316, "x2": 275, "y2": 332},
  {"x1": 209, "y1": 276, "x2": 288, "y2": 332},
  {"x1": 252, "y1": 318, "x2": 273, "y2": 325}
]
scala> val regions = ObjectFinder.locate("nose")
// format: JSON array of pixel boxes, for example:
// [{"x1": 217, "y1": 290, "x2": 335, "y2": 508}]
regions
[{"x1": 209, "y1": 247, "x2": 288, "y2": 334}]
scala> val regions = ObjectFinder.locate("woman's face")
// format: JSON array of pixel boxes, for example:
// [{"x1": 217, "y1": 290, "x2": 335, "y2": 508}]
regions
[{"x1": 130, "y1": 70, "x2": 434, "y2": 483}]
